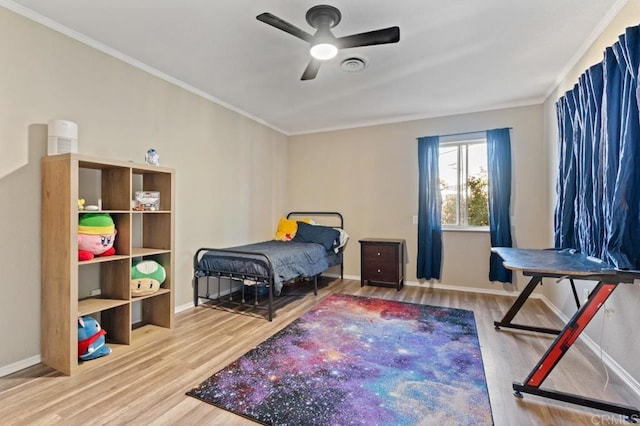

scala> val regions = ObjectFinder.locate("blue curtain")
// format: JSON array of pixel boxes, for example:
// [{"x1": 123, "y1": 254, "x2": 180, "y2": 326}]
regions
[
  {"x1": 555, "y1": 25, "x2": 640, "y2": 269},
  {"x1": 487, "y1": 128, "x2": 513, "y2": 283},
  {"x1": 417, "y1": 136, "x2": 442, "y2": 280}
]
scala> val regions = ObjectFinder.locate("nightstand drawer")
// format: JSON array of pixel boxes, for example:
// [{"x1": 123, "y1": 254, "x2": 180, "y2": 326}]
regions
[
  {"x1": 362, "y1": 244, "x2": 397, "y2": 261},
  {"x1": 362, "y1": 261, "x2": 398, "y2": 283}
]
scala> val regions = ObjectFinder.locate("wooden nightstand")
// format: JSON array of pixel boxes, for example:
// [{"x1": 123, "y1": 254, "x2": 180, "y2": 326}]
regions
[{"x1": 359, "y1": 238, "x2": 405, "y2": 290}]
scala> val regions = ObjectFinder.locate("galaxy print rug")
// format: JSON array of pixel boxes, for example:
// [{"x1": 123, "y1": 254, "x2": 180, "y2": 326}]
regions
[{"x1": 187, "y1": 294, "x2": 493, "y2": 425}]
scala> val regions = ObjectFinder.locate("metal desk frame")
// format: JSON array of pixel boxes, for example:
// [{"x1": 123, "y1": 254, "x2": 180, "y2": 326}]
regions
[{"x1": 492, "y1": 248, "x2": 640, "y2": 421}]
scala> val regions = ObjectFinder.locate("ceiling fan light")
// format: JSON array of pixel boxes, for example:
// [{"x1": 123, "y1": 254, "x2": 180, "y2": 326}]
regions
[{"x1": 310, "y1": 42, "x2": 338, "y2": 60}]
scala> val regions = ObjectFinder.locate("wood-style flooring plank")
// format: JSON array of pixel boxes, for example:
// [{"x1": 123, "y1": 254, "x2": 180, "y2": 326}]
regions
[{"x1": 1, "y1": 278, "x2": 638, "y2": 425}]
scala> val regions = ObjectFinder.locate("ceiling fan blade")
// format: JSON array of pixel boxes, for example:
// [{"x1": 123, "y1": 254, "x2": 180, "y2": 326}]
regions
[
  {"x1": 336, "y1": 26, "x2": 400, "y2": 49},
  {"x1": 301, "y1": 59, "x2": 322, "y2": 81},
  {"x1": 257, "y1": 13, "x2": 314, "y2": 43}
]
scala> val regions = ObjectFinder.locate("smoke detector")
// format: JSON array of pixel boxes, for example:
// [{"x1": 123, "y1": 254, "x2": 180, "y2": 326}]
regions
[{"x1": 341, "y1": 57, "x2": 367, "y2": 72}]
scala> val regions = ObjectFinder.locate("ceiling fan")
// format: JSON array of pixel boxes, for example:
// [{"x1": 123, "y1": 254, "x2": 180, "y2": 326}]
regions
[{"x1": 257, "y1": 5, "x2": 400, "y2": 81}]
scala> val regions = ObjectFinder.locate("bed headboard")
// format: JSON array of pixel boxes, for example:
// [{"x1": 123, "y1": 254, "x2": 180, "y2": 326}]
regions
[{"x1": 286, "y1": 211, "x2": 344, "y2": 229}]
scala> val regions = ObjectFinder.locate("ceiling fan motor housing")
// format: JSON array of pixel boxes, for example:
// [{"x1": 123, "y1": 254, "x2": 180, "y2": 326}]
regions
[{"x1": 306, "y1": 5, "x2": 342, "y2": 29}]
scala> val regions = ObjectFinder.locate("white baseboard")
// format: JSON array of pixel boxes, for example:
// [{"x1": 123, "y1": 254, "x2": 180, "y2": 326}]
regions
[
  {"x1": 0, "y1": 355, "x2": 41, "y2": 378},
  {"x1": 403, "y1": 278, "x2": 526, "y2": 298},
  {"x1": 322, "y1": 273, "x2": 358, "y2": 280},
  {"x1": 326, "y1": 274, "x2": 530, "y2": 299},
  {"x1": 175, "y1": 302, "x2": 194, "y2": 313}
]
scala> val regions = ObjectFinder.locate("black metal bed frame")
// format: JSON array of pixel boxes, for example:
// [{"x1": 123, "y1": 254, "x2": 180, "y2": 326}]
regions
[{"x1": 193, "y1": 212, "x2": 344, "y2": 321}]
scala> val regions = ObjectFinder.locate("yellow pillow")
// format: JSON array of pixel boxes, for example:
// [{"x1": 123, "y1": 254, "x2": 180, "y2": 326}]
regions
[
  {"x1": 274, "y1": 217, "x2": 298, "y2": 241},
  {"x1": 274, "y1": 217, "x2": 312, "y2": 241}
]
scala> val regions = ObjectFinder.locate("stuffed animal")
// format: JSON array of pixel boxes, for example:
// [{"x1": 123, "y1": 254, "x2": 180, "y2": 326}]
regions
[
  {"x1": 131, "y1": 260, "x2": 166, "y2": 296},
  {"x1": 77, "y1": 316, "x2": 111, "y2": 361},
  {"x1": 78, "y1": 213, "x2": 117, "y2": 261}
]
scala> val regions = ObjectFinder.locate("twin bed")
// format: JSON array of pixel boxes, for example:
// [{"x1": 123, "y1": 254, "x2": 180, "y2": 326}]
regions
[{"x1": 193, "y1": 212, "x2": 346, "y2": 321}]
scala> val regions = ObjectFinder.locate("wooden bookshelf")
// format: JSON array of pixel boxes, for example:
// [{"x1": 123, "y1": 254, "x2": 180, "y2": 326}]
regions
[{"x1": 41, "y1": 154, "x2": 175, "y2": 375}]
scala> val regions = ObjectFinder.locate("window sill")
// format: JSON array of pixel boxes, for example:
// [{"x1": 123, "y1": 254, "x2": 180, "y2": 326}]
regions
[{"x1": 442, "y1": 226, "x2": 489, "y2": 233}]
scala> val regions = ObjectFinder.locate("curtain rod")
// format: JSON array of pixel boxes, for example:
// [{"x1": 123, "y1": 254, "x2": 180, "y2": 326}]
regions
[{"x1": 419, "y1": 127, "x2": 513, "y2": 139}]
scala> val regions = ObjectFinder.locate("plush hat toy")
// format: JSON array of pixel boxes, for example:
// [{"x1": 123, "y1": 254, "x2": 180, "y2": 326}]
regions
[
  {"x1": 131, "y1": 260, "x2": 166, "y2": 296},
  {"x1": 78, "y1": 213, "x2": 117, "y2": 261},
  {"x1": 77, "y1": 316, "x2": 111, "y2": 361}
]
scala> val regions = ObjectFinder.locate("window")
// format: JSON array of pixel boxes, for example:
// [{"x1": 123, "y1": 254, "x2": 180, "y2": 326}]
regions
[{"x1": 439, "y1": 138, "x2": 489, "y2": 229}]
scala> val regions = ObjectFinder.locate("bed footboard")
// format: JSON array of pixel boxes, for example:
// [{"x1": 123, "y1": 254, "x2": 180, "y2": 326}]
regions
[{"x1": 193, "y1": 248, "x2": 276, "y2": 321}]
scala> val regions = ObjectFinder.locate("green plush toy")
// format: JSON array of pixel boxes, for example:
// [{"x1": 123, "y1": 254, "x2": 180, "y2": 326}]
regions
[{"x1": 131, "y1": 260, "x2": 166, "y2": 296}]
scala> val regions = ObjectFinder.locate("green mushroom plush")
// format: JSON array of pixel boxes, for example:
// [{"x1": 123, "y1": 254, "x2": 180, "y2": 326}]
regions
[{"x1": 131, "y1": 260, "x2": 166, "y2": 296}]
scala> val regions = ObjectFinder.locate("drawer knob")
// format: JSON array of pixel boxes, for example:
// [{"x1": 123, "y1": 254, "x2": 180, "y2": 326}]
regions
[
  {"x1": 377, "y1": 252, "x2": 381, "y2": 256},
  {"x1": 377, "y1": 269, "x2": 381, "y2": 273}
]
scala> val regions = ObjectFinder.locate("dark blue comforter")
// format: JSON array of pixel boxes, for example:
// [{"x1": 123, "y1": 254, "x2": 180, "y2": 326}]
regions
[{"x1": 195, "y1": 240, "x2": 341, "y2": 295}]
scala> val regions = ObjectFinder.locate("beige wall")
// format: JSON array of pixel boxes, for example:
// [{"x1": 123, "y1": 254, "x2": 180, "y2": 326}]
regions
[
  {"x1": 542, "y1": 1, "x2": 640, "y2": 387},
  {"x1": 0, "y1": 7, "x2": 287, "y2": 369},
  {"x1": 288, "y1": 104, "x2": 546, "y2": 292}
]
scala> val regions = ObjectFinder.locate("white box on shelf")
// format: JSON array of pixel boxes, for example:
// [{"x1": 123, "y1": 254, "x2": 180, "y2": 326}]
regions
[{"x1": 134, "y1": 191, "x2": 160, "y2": 211}]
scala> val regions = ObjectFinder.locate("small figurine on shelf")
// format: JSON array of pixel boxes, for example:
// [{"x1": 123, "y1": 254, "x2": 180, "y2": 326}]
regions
[
  {"x1": 78, "y1": 213, "x2": 117, "y2": 261},
  {"x1": 77, "y1": 316, "x2": 111, "y2": 361},
  {"x1": 145, "y1": 148, "x2": 160, "y2": 166},
  {"x1": 78, "y1": 199, "x2": 85, "y2": 210}
]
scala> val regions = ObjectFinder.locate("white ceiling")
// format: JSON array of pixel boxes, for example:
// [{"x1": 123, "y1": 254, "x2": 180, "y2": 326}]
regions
[{"x1": 4, "y1": 0, "x2": 627, "y2": 135}]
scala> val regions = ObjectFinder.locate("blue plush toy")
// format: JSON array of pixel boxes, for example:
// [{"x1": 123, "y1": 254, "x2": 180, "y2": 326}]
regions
[{"x1": 77, "y1": 316, "x2": 111, "y2": 361}]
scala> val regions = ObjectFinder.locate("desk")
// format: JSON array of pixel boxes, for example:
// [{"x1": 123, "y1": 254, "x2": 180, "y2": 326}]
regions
[{"x1": 492, "y1": 247, "x2": 639, "y2": 420}]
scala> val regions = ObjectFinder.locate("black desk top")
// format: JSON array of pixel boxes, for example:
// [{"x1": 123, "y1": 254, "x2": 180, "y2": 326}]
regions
[{"x1": 491, "y1": 247, "x2": 617, "y2": 277}]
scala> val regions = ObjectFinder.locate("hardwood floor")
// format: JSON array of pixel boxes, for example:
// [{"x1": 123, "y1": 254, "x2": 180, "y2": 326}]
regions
[{"x1": 1, "y1": 278, "x2": 638, "y2": 425}]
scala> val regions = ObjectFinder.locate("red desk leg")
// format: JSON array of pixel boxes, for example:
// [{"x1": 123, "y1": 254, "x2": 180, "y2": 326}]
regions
[{"x1": 512, "y1": 281, "x2": 640, "y2": 420}]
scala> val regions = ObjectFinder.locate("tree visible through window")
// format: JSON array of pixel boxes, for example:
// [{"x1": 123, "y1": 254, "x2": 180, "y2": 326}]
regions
[{"x1": 439, "y1": 139, "x2": 488, "y2": 227}]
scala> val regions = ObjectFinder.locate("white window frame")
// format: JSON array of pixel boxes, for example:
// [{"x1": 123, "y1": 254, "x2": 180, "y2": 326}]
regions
[{"x1": 439, "y1": 134, "x2": 489, "y2": 232}]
